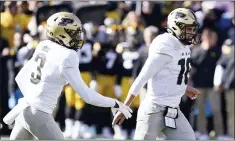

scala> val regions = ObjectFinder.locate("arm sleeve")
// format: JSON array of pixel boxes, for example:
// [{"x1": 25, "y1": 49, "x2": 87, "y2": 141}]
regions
[
  {"x1": 128, "y1": 53, "x2": 172, "y2": 96},
  {"x1": 62, "y1": 67, "x2": 116, "y2": 107},
  {"x1": 60, "y1": 51, "x2": 115, "y2": 107}
]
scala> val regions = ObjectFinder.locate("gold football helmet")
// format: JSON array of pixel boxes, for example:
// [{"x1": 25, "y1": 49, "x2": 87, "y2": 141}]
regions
[
  {"x1": 167, "y1": 8, "x2": 201, "y2": 45},
  {"x1": 46, "y1": 12, "x2": 85, "y2": 51}
]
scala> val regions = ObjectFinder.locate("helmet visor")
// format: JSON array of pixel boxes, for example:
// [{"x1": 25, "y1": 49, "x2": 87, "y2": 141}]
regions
[{"x1": 64, "y1": 27, "x2": 86, "y2": 50}]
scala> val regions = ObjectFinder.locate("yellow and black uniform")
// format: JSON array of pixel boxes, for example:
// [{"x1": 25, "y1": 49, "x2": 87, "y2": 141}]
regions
[
  {"x1": 117, "y1": 45, "x2": 140, "y2": 108},
  {"x1": 116, "y1": 43, "x2": 141, "y2": 134},
  {"x1": 93, "y1": 42, "x2": 121, "y2": 98},
  {"x1": 91, "y1": 42, "x2": 122, "y2": 134},
  {"x1": 105, "y1": 2, "x2": 121, "y2": 23},
  {"x1": 0, "y1": 11, "x2": 30, "y2": 55}
]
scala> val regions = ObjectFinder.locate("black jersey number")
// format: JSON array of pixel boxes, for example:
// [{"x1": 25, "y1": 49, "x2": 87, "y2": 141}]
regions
[
  {"x1": 30, "y1": 53, "x2": 46, "y2": 84},
  {"x1": 177, "y1": 58, "x2": 191, "y2": 85}
]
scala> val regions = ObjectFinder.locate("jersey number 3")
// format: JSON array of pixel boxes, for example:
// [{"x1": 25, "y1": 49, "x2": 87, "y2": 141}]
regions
[
  {"x1": 177, "y1": 58, "x2": 190, "y2": 85},
  {"x1": 30, "y1": 53, "x2": 46, "y2": 84}
]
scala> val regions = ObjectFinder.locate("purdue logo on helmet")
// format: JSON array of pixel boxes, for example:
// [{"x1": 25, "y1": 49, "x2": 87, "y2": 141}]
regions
[
  {"x1": 167, "y1": 8, "x2": 201, "y2": 45},
  {"x1": 46, "y1": 12, "x2": 85, "y2": 51}
]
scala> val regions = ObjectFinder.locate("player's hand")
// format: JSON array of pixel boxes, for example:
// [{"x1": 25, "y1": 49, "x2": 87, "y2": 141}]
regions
[
  {"x1": 111, "y1": 100, "x2": 132, "y2": 120},
  {"x1": 186, "y1": 86, "x2": 200, "y2": 100},
  {"x1": 114, "y1": 85, "x2": 122, "y2": 98},
  {"x1": 112, "y1": 111, "x2": 126, "y2": 126}
]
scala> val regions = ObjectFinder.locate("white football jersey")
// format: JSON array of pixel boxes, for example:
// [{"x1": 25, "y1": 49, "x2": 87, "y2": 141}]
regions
[
  {"x1": 146, "y1": 33, "x2": 191, "y2": 107},
  {"x1": 15, "y1": 40, "x2": 79, "y2": 114}
]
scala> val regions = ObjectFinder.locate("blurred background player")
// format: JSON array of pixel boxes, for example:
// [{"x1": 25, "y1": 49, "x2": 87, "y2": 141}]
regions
[
  {"x1": 1, "y1": 2, "x2": 32, "y2": 134},
  {"x1": 190, "y1": 27, "x2": 222, "y2": 140},
  {"x1": 113, "y1": 42, "x2": 140, "y2": 139},
  {"x1": 213, "y1": 39, "x2": 234, "y2": 139},
  {"x1": 90, "y1": 25, "x2": 122, "y2": 138}
]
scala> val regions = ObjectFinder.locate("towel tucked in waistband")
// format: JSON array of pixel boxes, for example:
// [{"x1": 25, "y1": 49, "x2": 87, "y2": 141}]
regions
[{"x1": 3, "y1": 98, "x2": 29, "y2": 125}]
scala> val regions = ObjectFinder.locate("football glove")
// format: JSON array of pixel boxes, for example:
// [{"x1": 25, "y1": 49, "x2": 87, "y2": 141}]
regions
[{"x1": 111, "y1": 100, "x2": 133, "y2": 119}]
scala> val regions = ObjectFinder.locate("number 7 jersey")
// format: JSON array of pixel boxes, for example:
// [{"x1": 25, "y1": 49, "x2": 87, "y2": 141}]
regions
[
  {"x1": 15, "y1": 40, "x2": 79, "y2": 114},
  {"x1": 146, "y1": 33, "x2": 191, "y2": 107}
]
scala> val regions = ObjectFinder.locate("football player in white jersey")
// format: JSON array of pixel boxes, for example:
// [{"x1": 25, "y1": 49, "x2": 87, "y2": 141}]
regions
[
  {"x1": 3, "y1": 12, "x2": 132, "y2": 140},
  {"x1": 112, "y1": 8, "x2": 201, "y2": 140}
]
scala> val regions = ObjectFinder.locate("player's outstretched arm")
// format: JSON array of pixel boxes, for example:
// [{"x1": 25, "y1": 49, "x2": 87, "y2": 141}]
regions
[
  {"x1": 112, "y1": 53, "x2": 173, "y2": 126},
  {"x1": 62, "y1": 67, "x2": 132, "y2": 119}
]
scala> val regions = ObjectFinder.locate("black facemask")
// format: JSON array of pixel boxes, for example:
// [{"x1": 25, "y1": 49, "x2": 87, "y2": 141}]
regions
[
  {"x1": 64, "y1": 27, "x2": 86, "y2": 51},
  {"x1": 176, "y1": 22, "x2": 201, "y2": 45}
]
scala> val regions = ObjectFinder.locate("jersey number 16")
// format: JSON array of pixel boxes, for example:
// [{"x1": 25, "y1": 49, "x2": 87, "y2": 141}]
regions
[{"x1": 177, "y1": 58, "x2": 191, "y2": 85}]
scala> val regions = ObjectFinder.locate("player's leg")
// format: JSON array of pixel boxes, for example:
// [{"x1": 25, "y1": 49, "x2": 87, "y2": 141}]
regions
[
  {"x1": 71, "y1": 94, "x2": 85, "y2": 139},
  {"x1": 23, "y1": 106, "x2": 64, "y2": 140},
  {"x1": 32, "y1": 120, "x2": 64, "y2": 140},
  {"x1": 10, "y1": 120, "x2": 33, "y2": 140},
  {"x1": 226, "y1": 90, "x2": 234, "y2": 138},
  {"x1": 69, "y1": 71, "x2": 93, "y2": 139},
  {"x1": 121, "y1": 77, "x2": 139, "y2": 139},
  {"x1": 130, "y1": 88, "x2": 140, "y2": 138},
  {"x1": 127, "y1": 107, "x2": 138, "y2": 139},
  {"x1": 63, "y1": 85, "x2": 76, "y2": 138},
  {"x1": 114, "y1": 77, "x2": 130, "y2": 140},
  {"x1": 163, "y1": 109, "x2": 196, "y2": 140},
  {"x1": 90, "y1": 74, "x2": 115, "y2": 137},
  {"x1": 89, "y1": 73, "x2": 106, "y2": 136},
  {"x1": 134, "y1": 100, "x2": 165, "y2": 140},
  {"x1": 195, "y1": 88, "x2": 209, "y2": 139},
  {"x1": 208, "y1": 88, "x2": 224, "y2": 138},
  {"x1": 100, "y1": 75, "x2": 116, "y2": 138}
]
